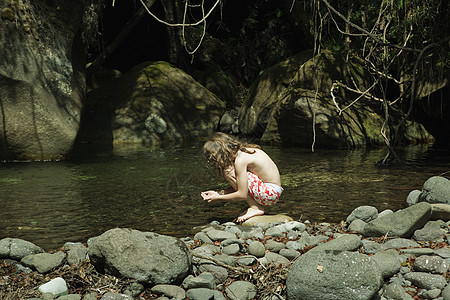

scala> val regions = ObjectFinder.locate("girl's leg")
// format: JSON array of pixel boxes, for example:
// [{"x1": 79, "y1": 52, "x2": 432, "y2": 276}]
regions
[
  {"x1": 224, "y1": 167, "x2": 265, "y2": 222},
  {"x1": 236, "y1": 194, "x2": 265, "y2": 222}
]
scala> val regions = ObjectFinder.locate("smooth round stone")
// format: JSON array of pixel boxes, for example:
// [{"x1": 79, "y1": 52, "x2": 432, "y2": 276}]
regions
[{"x1": 247, "y1": 241, "x2": 266, "y2": 257}]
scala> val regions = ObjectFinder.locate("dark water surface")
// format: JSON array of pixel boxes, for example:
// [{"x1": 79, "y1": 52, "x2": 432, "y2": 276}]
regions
[{"x1": 0, "y1": 143, "x2": 449, "y2": 251}]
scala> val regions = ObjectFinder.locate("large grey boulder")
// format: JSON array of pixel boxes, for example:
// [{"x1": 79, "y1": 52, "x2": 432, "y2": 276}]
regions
[
  {"x1": 0, "y1": 238, "x2": 44, "y2": 260},
  {"x1": 81, "y1": 61, "x2": 225, "y2": 146},
  {"x1": 0, "y1": 1, "x2": 96, "y2": 160},
  {"x1": 362, "y1": 202, "x2": 432, "y2": 238},
  {"x1": 87, "y1": 228, "x2": 192, "y2": 285},
  {"x1": 419, "y1": 176, "x2": 450, "y2": 205},
  {"x1": 286, "y1": 250, "x2": 382, "y2": 300}
]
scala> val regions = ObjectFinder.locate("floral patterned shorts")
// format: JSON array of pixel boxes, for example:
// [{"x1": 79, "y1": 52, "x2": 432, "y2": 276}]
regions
[{"x1": 247, "y1": 172, "x2": 283, "y2": 206}]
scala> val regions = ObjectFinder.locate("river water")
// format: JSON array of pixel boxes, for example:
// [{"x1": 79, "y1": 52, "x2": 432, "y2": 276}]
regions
[{"x1": 0, "y1": 143, "x2": 448, "y2": 251}]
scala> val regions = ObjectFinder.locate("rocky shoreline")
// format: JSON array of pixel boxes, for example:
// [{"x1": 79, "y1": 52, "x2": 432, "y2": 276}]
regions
[{"x1": 1, "y1": 176, "x2": 450, "y2": 300}]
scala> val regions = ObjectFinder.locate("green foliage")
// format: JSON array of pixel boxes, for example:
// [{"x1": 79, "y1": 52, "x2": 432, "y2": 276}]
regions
[{"x1": 224, "y1": 0, "x2": 298, "y2": 86}]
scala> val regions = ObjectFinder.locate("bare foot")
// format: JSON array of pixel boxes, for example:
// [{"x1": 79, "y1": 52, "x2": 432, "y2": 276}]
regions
[{"x1": 236, "y1": 207, "x2": 265, "y2": 223}]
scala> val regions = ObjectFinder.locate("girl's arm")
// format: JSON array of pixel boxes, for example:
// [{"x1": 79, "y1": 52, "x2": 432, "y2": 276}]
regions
[{"x1": 201, "y1": 155, "x2": 249, "y2": 202}]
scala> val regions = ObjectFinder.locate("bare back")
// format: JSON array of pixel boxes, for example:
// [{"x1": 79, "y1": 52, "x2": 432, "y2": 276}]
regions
[{"x1": 235, "y1": 148, "x2": 281, "y2": 186}]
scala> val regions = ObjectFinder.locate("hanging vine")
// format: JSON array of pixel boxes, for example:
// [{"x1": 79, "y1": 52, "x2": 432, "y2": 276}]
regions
[{"x1": 310, "y1": 0, "x2": 449, "y2": 163}]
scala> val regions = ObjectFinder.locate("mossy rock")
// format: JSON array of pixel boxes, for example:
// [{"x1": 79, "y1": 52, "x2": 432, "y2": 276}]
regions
[{"x1": 83, "y1": 61, "x2": 225, "y2": 146}]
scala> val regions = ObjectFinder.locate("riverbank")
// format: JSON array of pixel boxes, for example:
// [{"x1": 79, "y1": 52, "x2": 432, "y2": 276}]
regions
[{"x1": 1, "y1": 200, "x2": 450, "y2": 300}]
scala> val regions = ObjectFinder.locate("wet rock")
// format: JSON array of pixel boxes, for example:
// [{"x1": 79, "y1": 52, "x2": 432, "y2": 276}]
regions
[
  {"x1": 287, "y1": 250, "x2": 382, "y2": 300},
  {"x1": 87, "y1": 228, "x2": 192, "y2": 285},
  {"x1": 362, "y1": 202, "x2": 432, "y2": 238},
  {"x1": 0, "y1": 238, "x2": 44, "y2": 260}
]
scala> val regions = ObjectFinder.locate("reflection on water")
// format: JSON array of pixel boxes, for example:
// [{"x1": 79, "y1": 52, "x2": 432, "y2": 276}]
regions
[{"x1": 0, "y1": 143, "x2": 449, "y2": 251}]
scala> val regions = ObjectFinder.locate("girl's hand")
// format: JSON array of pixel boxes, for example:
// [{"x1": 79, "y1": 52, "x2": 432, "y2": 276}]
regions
[{"x1": 201, "y1": 191, "x2": 220, "y2": 202}]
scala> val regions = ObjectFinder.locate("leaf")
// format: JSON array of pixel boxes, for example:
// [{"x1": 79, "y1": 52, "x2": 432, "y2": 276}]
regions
[{"x1": 317, "y1": 264, "x2": 324, "y2": 272}]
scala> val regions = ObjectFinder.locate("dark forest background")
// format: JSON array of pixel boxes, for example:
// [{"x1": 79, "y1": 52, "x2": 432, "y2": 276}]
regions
[{"x1": 85, "y1": 0, "x2": 449, "y2": 146}]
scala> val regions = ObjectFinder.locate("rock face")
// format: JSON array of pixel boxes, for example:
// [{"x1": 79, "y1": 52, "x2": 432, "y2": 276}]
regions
[
  {"x1": 81, "y1": 61, "x2": 225, "y2": 146},
  {"x1": 87, "y1": 228, "x2": 192, "y2": 285},
  {"x1": 0, "y1": 1, "x2": 95, "y2": 160},
  {"x1": 238, "y1": 50, "x2": 431, "y2": 147},
  {"x1": 286, "y1": 250, "x2": 382, "y2": 300}
]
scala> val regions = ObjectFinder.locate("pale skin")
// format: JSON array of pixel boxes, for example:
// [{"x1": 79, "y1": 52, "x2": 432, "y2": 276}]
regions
[{"x1": 201, "y1": 148, "x2": 281, "y2": 222}]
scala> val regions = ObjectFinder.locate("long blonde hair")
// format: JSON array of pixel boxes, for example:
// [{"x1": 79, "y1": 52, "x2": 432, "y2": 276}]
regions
[{"x1": 203, "y1": 132, "x2": 260, "y2": 177}]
